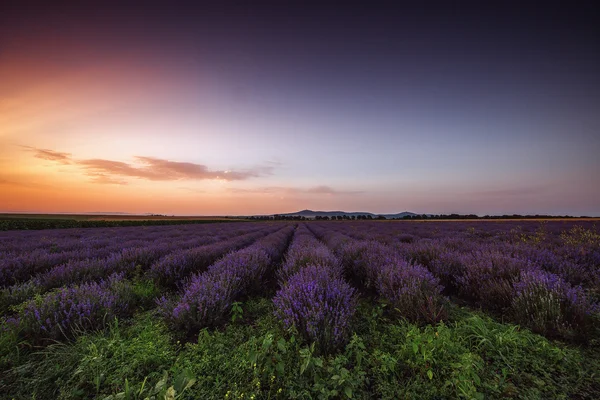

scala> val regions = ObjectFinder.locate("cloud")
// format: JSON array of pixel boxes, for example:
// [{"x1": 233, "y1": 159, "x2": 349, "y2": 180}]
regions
[
  {"x1": 86, "y1": 173, "x2": 128, "y2": 185},
  {"x1": 22, "y1": 146, "x2": 275, "y2": 184},
  {"x1": 78, "y1": 156, "x2": 271, "y2": 182},
  {"x1": 229, "y1": 186, "x2": 364, "y2": 196},
  {"x1": 306, "y1": 185, "x2": 363, "y2": 195},
  {"x1": 21, "y1": 146, "x2": 72, "y2": 164}
]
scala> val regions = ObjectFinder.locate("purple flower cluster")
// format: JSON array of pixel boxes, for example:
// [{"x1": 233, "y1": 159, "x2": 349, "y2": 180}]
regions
[
  {"x1": 274, "y1": 225, "x2": 357, "y2": 352},
  {"x1": 310, "y1": 225, "x2": 446, "y2": 322},
  {"x1": 376, "y1": 261, "x2": 443, "y2": 322},
  {"x1": 313, "y1": 220, "x2": 600, "y2": 340},
  {"x1": 172, "y1": 249, "x2": 270, "y2": 330},
  {"x1": 339, "y1": 240, "x2": 400, "y2": 288},
  {"x1": 15, "y1": 272, "x2": 133, "y2": 343},
  {"x1": 2, "y1": 219, "x2": 598, "y2": 346},
  {"x1": 168, "y1": 226, "x2": 295, "y2": 333},
  {"x1": 1, "y1": 223, "x2": 282, "y2": 324},
  {"x1": 0, "y1": 248, "x2": 99, "y2": 287},
  {"x1": 427, "y1": 250, "x2": 468, "y2": 295},
  {"x1": 0, "y1": 222, "x2": 267, "y2": 288},
  {"x1": 149, "y1": 228, "x2": 277, "y2": 287},
  {"x1": 512, "y1": 268, "x2": 599, "y2": 338},
  {"x1": 0, "y1": 232, "x2": 235, "y2": 314},
  {"x1": 402, "y1": 239, "x2": 444, "y2": 268},
  {"x1": 517, "y1": 247, "x2": 595, "y2": 289},
  {"x1": 274, "y1": 265, "x2": 356, "y2": 353},
  {"x1": 278, "y1": 225, "x2": 342, "y2": 282},
  {"x1": 457, "y1": 249, "x2": 532, "y2": 310}
]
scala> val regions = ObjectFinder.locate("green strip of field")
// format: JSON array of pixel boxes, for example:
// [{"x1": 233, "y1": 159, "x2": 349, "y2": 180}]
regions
[{"x1": 0, "y1": 216, "x2": 248, "y2": 231}]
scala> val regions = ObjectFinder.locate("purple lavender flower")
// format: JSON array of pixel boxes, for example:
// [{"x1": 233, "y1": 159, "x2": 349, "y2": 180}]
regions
[
  {"x1": 274, "y1": 265, "x2": 357, "y2": 353},
  {"x1": 512, "y1": 268, "x2": 599, "y2": 339},
  {"x1": 15, "y1": 272, "x2": 133, "y2": 343},
  {"x1": 167, "y1": 226, "x2": 295, "y2": 333}
]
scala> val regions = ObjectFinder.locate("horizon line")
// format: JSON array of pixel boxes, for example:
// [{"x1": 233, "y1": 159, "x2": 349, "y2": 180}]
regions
[{"x1": 1, "y1": 211, "x2": 597, "y2": 218}]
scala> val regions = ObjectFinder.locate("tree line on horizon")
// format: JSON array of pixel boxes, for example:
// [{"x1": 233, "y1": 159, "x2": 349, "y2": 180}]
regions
[{"x1": 247, "y1": 213, "x2": 588, "y2": 221}]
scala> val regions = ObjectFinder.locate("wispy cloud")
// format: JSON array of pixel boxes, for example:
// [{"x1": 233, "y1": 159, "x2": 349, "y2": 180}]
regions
[
  {"x1": 86, "y1": 173, "x2": 128, "y2": 185},
  {"x1": 22, "y1": 146, "x2": 275, "y2": 185},
  {"x1": 305, "y1": 185, "x2": 363, "y2": 195},
  {"x1": 21, "y1": 146, "x2": 72, "y2": 164},
  {"x1": 78, "y1": 156, "x2": 272, "y2": 181}
]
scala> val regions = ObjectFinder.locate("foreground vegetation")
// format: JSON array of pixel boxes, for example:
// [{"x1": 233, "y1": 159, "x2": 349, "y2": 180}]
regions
[{"x1": 2, "y1": 297, "x2": 598, "y2": 399}]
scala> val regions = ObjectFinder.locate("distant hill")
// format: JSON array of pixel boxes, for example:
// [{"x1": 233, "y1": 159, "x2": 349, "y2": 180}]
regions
[{"x1": 277, "y1": 209, "x2": 417, "y2": 219}]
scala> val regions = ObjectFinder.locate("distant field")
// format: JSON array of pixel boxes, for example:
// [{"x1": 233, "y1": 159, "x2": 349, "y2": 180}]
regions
[
  {"x1": 0, "y1": 213, "x2": 244, "y2": 221},
  {"x1": 0, "y1": 214, "x2": 248, "y2": 231}
]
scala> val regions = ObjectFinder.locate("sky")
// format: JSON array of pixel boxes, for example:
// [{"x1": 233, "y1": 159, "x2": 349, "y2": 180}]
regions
[{"x1": 1, "y1": 2, "x2": 599, "y2": 216}]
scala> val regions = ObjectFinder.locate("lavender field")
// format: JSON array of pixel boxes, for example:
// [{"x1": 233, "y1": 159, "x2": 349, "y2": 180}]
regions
[{"x1": 1, "y1": 220, "x2": 599, "y2": 399}]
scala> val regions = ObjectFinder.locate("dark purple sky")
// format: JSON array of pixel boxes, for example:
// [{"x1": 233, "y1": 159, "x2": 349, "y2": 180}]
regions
[{"x1": 1, "y1": 2, "x2": 599, "y2": 215}]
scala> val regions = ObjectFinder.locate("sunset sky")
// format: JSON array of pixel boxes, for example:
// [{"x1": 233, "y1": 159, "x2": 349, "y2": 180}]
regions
[{"x1": 1, "y1": 3, "x2": 599, "y2": 216}]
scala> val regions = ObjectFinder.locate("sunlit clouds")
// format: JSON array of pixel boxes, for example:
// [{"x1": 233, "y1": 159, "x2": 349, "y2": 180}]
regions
[
  {"x1": 17, "y1": 147, "x2": 277, "y2": 184},
  {"x1": 21, "y1": 147, "x2": 72, "y2": 164}
]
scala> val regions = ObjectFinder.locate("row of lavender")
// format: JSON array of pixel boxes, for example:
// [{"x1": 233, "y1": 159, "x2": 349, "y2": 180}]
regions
[
  {"x1": 325, "y1": 219, "x2": 599, "y2": 245},
  {"x1": 0, "y1": 223, "x2": 290, "y2": 344},
  {"x1": 0, "y1": 223, "x2": 237, "y2": 254},
  {"x1": 309, "y1": 225, "x2": 447, "y2": 324},
  {"x1": 319, "y1": 221, "x2": 600, "y2": 341},
  {"x1": 0, "y1": 223, "x2": 275, "y2": 315},
  {"x1": 2, "y1": 220, "x2": 597, "y2": 350},
  {"x1": 273, "y1": 225, "x2": 357, "y2": 353},
  {"x1": 163, "y1": 225, "x2": 296, "y2": 334},
  {"x1": 0, "y1": 223, "x2": 266, "y2": 287},
  {"x1": 333, "y1": 221, "x2": 600, "y2": 298}
]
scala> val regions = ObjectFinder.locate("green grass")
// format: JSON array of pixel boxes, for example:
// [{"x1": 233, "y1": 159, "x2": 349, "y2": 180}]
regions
[{"x1": 1, "y1": 298, "x2": 598, "y2": 399}]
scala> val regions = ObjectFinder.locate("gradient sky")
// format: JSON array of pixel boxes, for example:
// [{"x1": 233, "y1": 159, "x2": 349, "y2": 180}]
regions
[{"x1": 1, "y1": 2, "x2": 599, "y2": 215}]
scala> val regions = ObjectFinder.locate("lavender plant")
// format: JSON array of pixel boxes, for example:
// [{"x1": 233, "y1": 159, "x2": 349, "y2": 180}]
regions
[
  {"x1": 168, "y1": 226, "x2": 294, "y2": 334},
  {"x1": 278, "y1": 225, "x2": 342, "y2": 282},
  {"x1": 457, "y1": 249, "x2": 532, "y2": 311},
  {"x1": 274, "y1": 265, "x2": 357, "y2": 353},
  {"x1": 512, "y1": 268, "x2": 599, "y2": 340},
  {"x1": 376, "y1": 261, "x2": 445, "y2": 323},
  {"x1": 15, "y1": 272, "x2": 135, "y2": 344}
]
